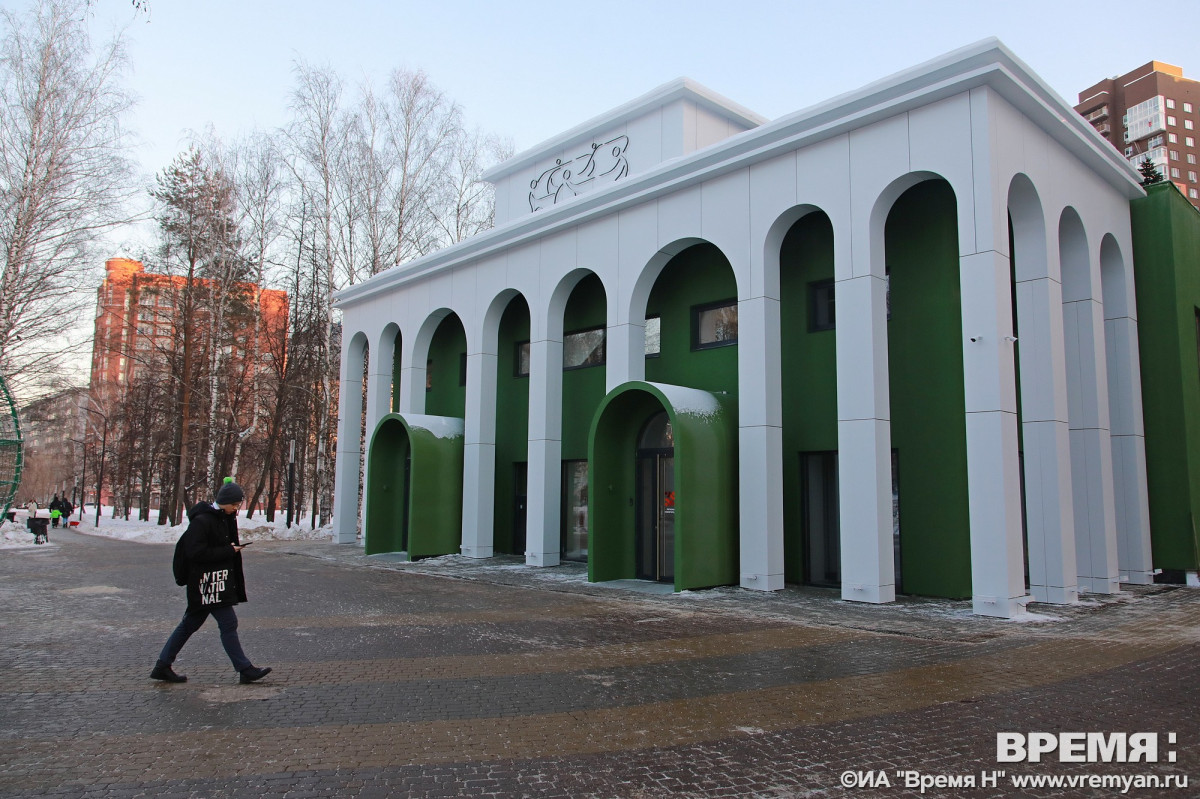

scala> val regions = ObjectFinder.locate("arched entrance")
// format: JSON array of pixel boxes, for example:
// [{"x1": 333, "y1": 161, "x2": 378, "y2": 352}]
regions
[
  {"x1": 589, "y1": 381, "x2": 736, "y2": 591},
  {"x1": 635, "y1": 411, "x2": 675, "y2": 583},
  {"x1": 365, "y1": 413, "x2": 464, "y2": 558}
]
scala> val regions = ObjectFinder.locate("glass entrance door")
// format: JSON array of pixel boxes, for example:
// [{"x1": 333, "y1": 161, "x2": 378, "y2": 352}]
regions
[{"x1": 635, "y1": 411, "x2": 675, "y2": 583}]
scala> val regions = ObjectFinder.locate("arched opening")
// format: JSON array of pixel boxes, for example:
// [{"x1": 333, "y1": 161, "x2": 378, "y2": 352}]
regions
[
  {"x1": 560, "y1": 273, "x2": 607, "y2": 563},
  {"x1": 425, "y1": 313, "x2": 467, "y2": 418},
  {"x1": 885, "y1": 178, "x2": 969, "y2": 598},
  {"x1": 493, "y1": 294, "x2": 531, "y2": 555},
  {"x1": 589, "y1": 382, "x2": 737, "y2": 590},
  {"x1": 777, "y1": 211, "x2": 838, "y2": 587},
  {"x1": 389, "y1": 326, "x2": 403, "y2": 412},
  {"x1": 365, "y1": 414, "x2": 464, "y2": 557}
]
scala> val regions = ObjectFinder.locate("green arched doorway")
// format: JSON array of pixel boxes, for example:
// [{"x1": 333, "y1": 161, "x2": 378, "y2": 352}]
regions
[
  {"x1": 588, "y1": 381, "x2": 737, "y2": 591},
  {"x1": 365, "y1": 413, "x2": 463, "y2": 558}
]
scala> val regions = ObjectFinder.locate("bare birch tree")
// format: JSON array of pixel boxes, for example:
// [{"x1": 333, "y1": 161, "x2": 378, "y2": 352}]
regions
[{"x1": 0, "y1": 0, "x2": 136, "y2": 399}]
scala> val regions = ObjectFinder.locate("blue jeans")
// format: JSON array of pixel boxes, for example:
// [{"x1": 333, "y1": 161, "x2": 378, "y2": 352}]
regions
[{"x1": 157, "y1": 606, "x2": 252, "y2": 673}]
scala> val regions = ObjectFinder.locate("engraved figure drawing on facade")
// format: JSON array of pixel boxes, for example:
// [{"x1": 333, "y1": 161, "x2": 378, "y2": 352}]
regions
[{"x1": 529, "y1": 135, "x2": 630, "y2": 212}]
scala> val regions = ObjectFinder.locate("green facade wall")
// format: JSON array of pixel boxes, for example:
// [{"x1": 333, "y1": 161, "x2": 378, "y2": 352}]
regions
[
  {"x1": 588, "y1": 383, "x2": 739, "y2": 590},
  {"x1": 644, "y1": 243, "x2": 739, "y2": 397},
  {"x1": 426, "y1": 315, "x2": 467, "y2": 418},
  {"x1": 778, "y1": 213, "x2": 838, "y2": 584},
  {"x1": 561, "y1": 274, "x2": 607, "y2": 463},
  {"x1": 886, "y1": 180, "x2": 972, "y2": 598},
  {"x1": 493, "y1": 297, "x2": 531, "y2": 555},
  {"x1": 1131, "y1": 183, "x2": 1200, "y2": 571}
]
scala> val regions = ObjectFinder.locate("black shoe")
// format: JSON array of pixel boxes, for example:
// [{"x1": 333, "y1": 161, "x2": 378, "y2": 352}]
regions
[
  {"x1": 239, "y1": 666, "x2": 272, "y2": 684},
  {"x1": 150, "y1": 663, "x2": 187, "y2": 683}
]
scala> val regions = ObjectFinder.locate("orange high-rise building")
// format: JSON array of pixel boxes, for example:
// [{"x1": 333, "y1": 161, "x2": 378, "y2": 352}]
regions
[{"x1": 88, "y1": 258, "x2": 289, "y2": 505}]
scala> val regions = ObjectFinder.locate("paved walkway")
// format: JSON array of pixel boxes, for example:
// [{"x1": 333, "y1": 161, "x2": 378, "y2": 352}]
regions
[{"x1": 0, "y1": 529, "x2": 1196, "y2": 797}]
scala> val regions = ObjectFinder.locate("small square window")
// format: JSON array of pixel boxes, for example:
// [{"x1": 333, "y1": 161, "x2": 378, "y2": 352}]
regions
[
  {"x1": 1171, "y1": 150, "x2": 1180, "y2": 160},
  {"x1": 1187, "y1": 120, "x2": 1195, "y2": 131},
  {"x1": 515, "y1": 341, "x2": 530, "y2": 377},
  {"x1": 1171, "y1": 167, "x2": 1181, "y2": 178},
  {"x1": 1167, "y1": 98, "x2": 1176, "y2": 109},
  {"x1": 644, "y1": 316, "x2": 661, "y2": 357},
  {"x1": 563, "y1": 327, "x2": 605, "y2": 369},
  {"x1": 1185, "y1": 102, "x2": 1194, "y2": 113},
  {"x1": 692, "y1": 300, "x2": 738, "y2": 349},
  {"x1": 1168, "y1": 115, "x2": 1177, "y2": 126},
  {"x1": 809, "y1": 279, "x2": 836, "y2": 331},
  {"x1": 1187, "y1": 137, "x2": 1196, "y2": 147},
  {"x1": 1169, "y1": 133, "x2": 1178, "y2": 143},
  {"x1": 1189, "y1": 154, "x2": 1197, "y2": 165},
  {"x1": 1190, "y1": 189, "x2": 1199, "y2": 199}
]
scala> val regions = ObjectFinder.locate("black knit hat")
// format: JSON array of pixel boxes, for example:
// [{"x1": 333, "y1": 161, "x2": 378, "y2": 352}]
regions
[{"x1": 215, "y1": 478, "x2": 244, "y2": 504}]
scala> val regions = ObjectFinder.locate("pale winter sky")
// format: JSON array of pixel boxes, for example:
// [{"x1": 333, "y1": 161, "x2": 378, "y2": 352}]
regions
[{"x1": 70, "y1": 0, "x2": 1198, "y2": 255}]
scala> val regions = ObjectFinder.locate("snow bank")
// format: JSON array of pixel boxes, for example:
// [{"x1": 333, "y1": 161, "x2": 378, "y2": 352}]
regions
[{"x1": 0, "y1": 505, "x2": 333, "y2": 548}]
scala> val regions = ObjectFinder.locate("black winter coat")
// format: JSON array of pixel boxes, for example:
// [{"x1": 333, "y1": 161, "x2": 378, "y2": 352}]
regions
[{"x1": 181, "y1": 502, "x2": 248, "y2": 613}]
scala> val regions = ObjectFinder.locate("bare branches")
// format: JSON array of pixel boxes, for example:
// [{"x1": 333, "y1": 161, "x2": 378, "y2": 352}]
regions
[{"x1": 0, "y1": 0, "x2": 138, "y2": 399}]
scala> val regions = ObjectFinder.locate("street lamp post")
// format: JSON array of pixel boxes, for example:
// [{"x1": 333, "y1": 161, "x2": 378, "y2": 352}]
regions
[
  {"x1": 286, "y1": 439, "x2": 296, "y2": 529},
  {"x1": 67, "y1": 437, "x2": 86, "y2": 522},
  {"x1": 83, "y1": 406, "x2": 108, "y2": 528}
]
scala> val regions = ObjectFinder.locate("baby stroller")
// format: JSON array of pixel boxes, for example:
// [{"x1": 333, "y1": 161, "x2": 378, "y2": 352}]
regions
[{"x1": 27, "y1": 513, "x2": 49, "y2": 544}]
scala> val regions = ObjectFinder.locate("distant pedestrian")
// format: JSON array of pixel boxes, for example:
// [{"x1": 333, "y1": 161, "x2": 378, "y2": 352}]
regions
[
  {"x1": 49, "y1": 495, "x2": 62, "y2": 527},
  {"x1": 150, "y1": 479, "x2": 272, "y2": 685}
]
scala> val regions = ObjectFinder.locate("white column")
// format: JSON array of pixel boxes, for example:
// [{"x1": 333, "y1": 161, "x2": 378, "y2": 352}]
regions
[
  {"x1": 460, "y1": 350, "x2": 496, "y2": 559},
  {"x1": 526, "y1": 336, "x2": 563, "y2": 566},
  {"x1": 836, "y1": 273, "x2": 895, "y2": 604},
  {"x1": 1064, "y1": 296, "x2": 1121, "y2": 593},
  {"x1": 961, "y1": 251, "x2": 1029, "y2": 617},
  {"x1": 359, "y1": 357, "x2": 392, "y2": 547},
  {"x1": 737, "y1": 295, "x2": 784, "y2": 590},
  {"x1": 1105, "y1": 314, "x2": 1154, "y2": 585},
  {"x1": 605, "y1": 320, "x2": 642, "y2": 391},
  {"x1": 1015, "y1": 276, "x2": 1079, "y2": 604},
  {"x1": 331, "y1": 344, "x2": 363, "y2": 544}
]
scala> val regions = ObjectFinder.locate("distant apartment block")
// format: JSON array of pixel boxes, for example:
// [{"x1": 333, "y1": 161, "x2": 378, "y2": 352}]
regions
[{"x1": 1076, "y1": 61, "x2": 1200, "y2": 211}]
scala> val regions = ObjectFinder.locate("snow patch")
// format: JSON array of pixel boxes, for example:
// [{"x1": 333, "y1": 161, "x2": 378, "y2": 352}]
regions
[
  {"x1": 405, "y1": 414, "x2": 464, "y2": 440},
  {"x1": 645, "y1": 382, "x2": 724, "y2": 422}
]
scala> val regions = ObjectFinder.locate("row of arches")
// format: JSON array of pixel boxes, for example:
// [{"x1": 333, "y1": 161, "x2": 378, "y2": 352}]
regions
[{"x1": 335, "y1": 169, "x2": 1151, "y2": 613}]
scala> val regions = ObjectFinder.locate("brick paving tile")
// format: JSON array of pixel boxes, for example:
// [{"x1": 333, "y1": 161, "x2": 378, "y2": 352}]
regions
[{"x1": 0, "y1": 530, "x2": 1195, "y2": 797}]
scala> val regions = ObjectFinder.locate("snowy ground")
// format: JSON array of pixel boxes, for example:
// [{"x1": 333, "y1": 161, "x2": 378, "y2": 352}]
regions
[{"x1": 0, "y1": 505, "x2": 332, "y2": 550}]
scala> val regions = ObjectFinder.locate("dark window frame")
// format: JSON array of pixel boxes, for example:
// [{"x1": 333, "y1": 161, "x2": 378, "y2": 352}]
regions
[
  {"x1": 563, "y1": 325, "x2": 606, "y2": 371},
  {"x1": 515, "y1": 340, "x2": 530, "y2": 378},
  {"x1": 808, "y1": 279, "x2": 836, "y2": 332},
  {"x1": 644, "y1": 315, "x2": 661, "y2": 358},
  {"x1": 691, "y1": 298, "x2": 738, "y2": 351}
]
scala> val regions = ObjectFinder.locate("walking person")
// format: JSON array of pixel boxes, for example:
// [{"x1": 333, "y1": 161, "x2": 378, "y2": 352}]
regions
[{"x1": 150, "y1": 479, "x2": 272, "y2": 684}]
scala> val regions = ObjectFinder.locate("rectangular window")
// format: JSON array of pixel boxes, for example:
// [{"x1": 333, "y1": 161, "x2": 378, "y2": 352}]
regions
[
  {"x1": 561, "y1": 460, "x2": 589, "y2": 562},
  {"x1": 692, "y1": 299, "x2": 738, "y2": 349},
  {"x1": 1185, "y1": 102, "x2": 1194, "y2": 113},
  {"x1": 1169, "y1": 133, "x2": 1178, "y2": 143},
  {"x1": 1189, "y1": 155, "x2": 1197, "y2": 165},
  {"x1": 1168, "y1": 115, "x2": 1177, "y2": 126},
  {"x1": 514, "y1": 340, "x2": 530, "y2": 377},
  {"x1": 809, "y1": 279, "x2": 836, "y2": 331},
  {"x1": 800, "y1": 451, "x2": 840, "y2": 587},
  {"x1": 1188, "y1": 120, "x2": 1196, "y2": 131},
  {"x1": 1191, "y1": 189, "x2": 1198, "y2": 199},
  {"x1": 1171, "y1": 150, "x2": 1180, "y2": 160},
  {"x1": 1188, "y1": 137, "x2": 1196, "y2": 147},
  {"x1": 644, "y1": 316, "x2": 661, "y2": 357},
  {"x1": 1167, "y1": 98, "x2": 1176, "y2": 109},
  {"x1": 1172, "y1": 167, "x2": 1181, "y2": 178},
  {"x1": 563, "y1": 327, "x2": 605, "y2": 369},
  {"x1": 1190, "y1": 171, "x2": 1198, "y2": 183}
]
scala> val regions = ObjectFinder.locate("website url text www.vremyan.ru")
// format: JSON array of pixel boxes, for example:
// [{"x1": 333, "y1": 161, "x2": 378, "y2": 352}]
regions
[{"x1": 1009, "y1": 773, "x2": 1188, "y2": 793}]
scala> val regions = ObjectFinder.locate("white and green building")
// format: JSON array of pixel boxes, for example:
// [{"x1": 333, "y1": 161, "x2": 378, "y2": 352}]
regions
[{"x1": 331, "y1": 39, "x2": 1178, "y2": 617}]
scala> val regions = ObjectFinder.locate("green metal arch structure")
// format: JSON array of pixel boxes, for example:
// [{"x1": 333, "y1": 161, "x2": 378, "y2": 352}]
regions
[
  {"x1": 365, "y1": 413, "x2": 463, "y2": 558},
  {"x1": 0, "y1": 375, "x2": 22, "y2": 517},
  {"x1": 588, "y1": 381, "x2": 738, "y2": 591}
]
